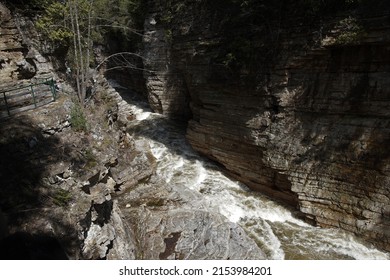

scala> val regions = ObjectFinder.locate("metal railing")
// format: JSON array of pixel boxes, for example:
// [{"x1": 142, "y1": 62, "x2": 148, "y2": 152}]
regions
[{"x1": 0, "y1": 77, "x2": 57, "y2": 119}]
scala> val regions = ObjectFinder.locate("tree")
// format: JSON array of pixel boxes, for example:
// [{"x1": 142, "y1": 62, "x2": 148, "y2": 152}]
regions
[
  {"x1": 36, "y1": 0, "x2": 144, "y2": 105},
  {"x1": 68, "y1": 0, "x2": 92, "y2": 103}
]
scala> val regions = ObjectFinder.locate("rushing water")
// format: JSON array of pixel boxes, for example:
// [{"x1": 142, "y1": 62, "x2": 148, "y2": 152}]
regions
[{"x1": 111, "y1": 81, "x2": 389, "y2": 260}]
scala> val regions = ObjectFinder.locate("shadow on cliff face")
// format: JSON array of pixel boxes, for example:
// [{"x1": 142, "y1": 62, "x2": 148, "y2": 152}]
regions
[
  {"x1": 0, "y1": 232, "x2": 68, "y2": 260},
  {"x1": 293, "y1": 44, "x2": 390, "y2": 171},
  {"x1": 112, "y1": 83, "x2": 207, "y2": 165},
  {"x1": 290, "y1": 43, "x2": 390, "y2": 250},
  {"x1": 0, "y1": 118, "x2": 54, "y2": 212},
  {"x1": 0, "y1": 116, "x2": 77, "y2": 259}
]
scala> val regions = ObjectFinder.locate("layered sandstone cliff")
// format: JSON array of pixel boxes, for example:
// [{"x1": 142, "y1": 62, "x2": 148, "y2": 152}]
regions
[
  {"x1": 0, "y1": 3, "x2": 54, "y2": 84},
  {"x1": 143, "y1": 0, "x2": 390, "y2": 251},
  {"x1": 1, "y1": 2, "x2": 267, "y2": 259}
]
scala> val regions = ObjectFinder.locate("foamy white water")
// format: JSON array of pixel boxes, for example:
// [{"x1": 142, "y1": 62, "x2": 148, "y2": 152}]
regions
[{"x1": 111, "y1": 82, "x2": 389, "y2": 260}]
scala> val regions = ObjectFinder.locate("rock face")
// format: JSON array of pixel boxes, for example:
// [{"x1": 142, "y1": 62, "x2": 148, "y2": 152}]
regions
[
  {"x1": 44, "y1": 80, "x2": 264, "y2": 260},
  {"x1": 142, "y1": 1, "x2": 390, "y2": 252},
  {"x1": 1, "y1": 2, "x2": 265, "y2": 259},
  {"x1": 0, "y1": 2, "x2": 57, "y2": 84},
  {"x1": 143, "y1": 4, "x2": 191, "y2": 121},
  {"x1": 0, "y1": 3, "x2": 27, "y2": 83},
  {"x1": 0, "y1": 69, "x2": 265, "y2": 260},
  {"x1": 102, "y1": 82, "x2": 265, "y2": 260},
  {"x1": 117, "y1": 176, "x2": 265, "y2": 260}
]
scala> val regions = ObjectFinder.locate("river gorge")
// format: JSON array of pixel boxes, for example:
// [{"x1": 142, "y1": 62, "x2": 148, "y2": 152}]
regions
[
  {"x1": 1, "y1": 0, "x2": 390, "y2": 259},
  {"x1": 112, "y1": 81, "x2": 389, "y2": 259}
]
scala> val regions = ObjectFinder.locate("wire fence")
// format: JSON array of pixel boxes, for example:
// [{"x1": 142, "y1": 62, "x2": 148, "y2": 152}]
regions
[{"x1": 0, "y1": 77, "x2": 57, "y2": 119}]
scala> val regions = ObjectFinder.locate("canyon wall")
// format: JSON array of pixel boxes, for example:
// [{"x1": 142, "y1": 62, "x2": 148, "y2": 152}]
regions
[
  {"x1": 0, "y1": 3, "x2": 55, "y2": 84},
  {"x1": 0, "y1": 2, "x2": 265, "y2": 259},
  {"x1": 143, "y1": 0, "x2": 390, "y2": 251},
  {"x1": 0, "y1": 3, "x2": 31, "y2": 83}
]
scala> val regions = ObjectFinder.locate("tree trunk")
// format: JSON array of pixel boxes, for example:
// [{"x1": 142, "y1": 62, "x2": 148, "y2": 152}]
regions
[
  {"x1": 69, "y1": 1, "x2": 82, "y2": 102},
  {"x1": 74, "y1": 2, "x2": 86, "y2": 103}
]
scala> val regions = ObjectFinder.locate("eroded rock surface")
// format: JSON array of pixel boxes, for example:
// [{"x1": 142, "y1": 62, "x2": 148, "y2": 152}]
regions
[
  {"x1": 142, "y1": 0, "x2": 390, "y2": 252},
  {"x1": 119, "y1": 176, "x2": 264, "y2": 260},
  {"x1": 0, "y1": 66, "x2": 265, "y2": 259},
  {"x1": 0, "y1": 3, "x2": 55, "y2": 83},
  {"x1": 101, "y1": 82, "x2": 265, "y2": 260}
]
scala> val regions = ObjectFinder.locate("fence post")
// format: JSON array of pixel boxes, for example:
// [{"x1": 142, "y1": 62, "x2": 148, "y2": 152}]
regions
[
  {"x1": 50, "y1": 78, "x2": 56, "y2": 100},
  {"x1": 3, "y1": 92, "x2": 10, "y2": 116},
  {"x1": 30, "y1": 85, "x2": 37, "y2": 108}
]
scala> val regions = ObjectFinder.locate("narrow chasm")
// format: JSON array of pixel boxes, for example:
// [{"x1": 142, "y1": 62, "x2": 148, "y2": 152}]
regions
[
  {"x1": 108, "y1": 81, "x2": 389, "y2": 260},
  {"x1": 1, "y1": 0, "x2": 390, "y2": 260}
]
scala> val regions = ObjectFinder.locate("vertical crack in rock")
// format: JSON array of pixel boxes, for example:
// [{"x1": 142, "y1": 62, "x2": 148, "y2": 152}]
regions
[
  {"x1": 81, "y1": 200, "x2": 115, "y2": 259},
  {"x1": 159, "y1": 232, "x2": 182, "y2": 260}
]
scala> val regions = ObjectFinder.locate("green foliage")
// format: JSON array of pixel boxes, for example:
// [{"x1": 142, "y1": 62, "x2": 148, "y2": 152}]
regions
[
  {"x1": 159, "y1": 0, "x2": 192, "y2": 25},
  {"x1": 36, "y1": 0, "x2": 142, "y2": 44},
  {"x1": 94, "y1": 0, "x2": 144, "y2": 37},
  {"x1": 216, "y1": 33, "x2": 255, "y2": 69},
  {"x1": 70, "y1": 102, "x2": 88, "y2": 132},
  {"x1": 29, "y1": 0, "x2": 55, "y2": 9},
  {"x1": 225, "y1": 37, "x2": 252, "y2": 66},
  {"x1": 36, "y1": 0, "x2": 95, "y2": 49},
  {"x1": 160, "y1": 12, "x2": 174, "y2": 24},
  {"x1": 222, "y1": 53, "x2": 236, "y2": 67},
  {"x1": 83, "y1": 148, "x2": 97, "y2": 169},
  {"x1": 36, "y1": 2, "x2": 72, "y2": 45},
  {"x1": 51, "y1": 189, "x2": 72, "y2": 207},
  {"x1": 5, "y1": 0, "x2": 55, "y2": 13},
  {"x1": 35, "y1": 0, "x2": 89, "y2": 55},
  {"x1": 334, "y1": 17, "x2": 366, "y2": 45},
  {"x1": 146, "y1": 198, "x2": 165, "y2": 207},
  {"x1": 164, "y1": 29, "x2": 173, "y2": 43},
  {"x1": 35, "y1": 0, "x2": 145, "y2": 63},
  {"x1": 211, "y1": 0, "x2": 373, "y2": 71},
  {"x1": 65, "y1": 42, "x2": 94, "y2": 73}
]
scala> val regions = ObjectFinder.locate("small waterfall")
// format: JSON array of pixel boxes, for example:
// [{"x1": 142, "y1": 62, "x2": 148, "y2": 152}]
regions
[{"x1": 110, "y1": 80, "x2": 389, "y2": 260}]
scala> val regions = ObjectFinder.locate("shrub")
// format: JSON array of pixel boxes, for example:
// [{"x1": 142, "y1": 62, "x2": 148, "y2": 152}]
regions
[
  {"x1": 51, "y1": 189, "x2": 72, "y2": 207},
  {"x1": 334, "y1": 17, "x2": 366, "y2": 45},
  {"x1": 83, "y1": 148, "x2": 97, "y2": 169},
  {"x1": 70, "y1": 102, "x2": 88, "y2": 132}
]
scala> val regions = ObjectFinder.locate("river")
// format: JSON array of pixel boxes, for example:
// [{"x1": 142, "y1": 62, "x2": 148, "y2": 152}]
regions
[{"x1": 111, "y1": 81, "x2": 389, "y2": 260}]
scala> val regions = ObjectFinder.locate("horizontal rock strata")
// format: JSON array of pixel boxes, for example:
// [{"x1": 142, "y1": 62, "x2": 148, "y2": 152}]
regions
[
  {"x1": 143, "y1": 0, "x2": 390, "y2": 252},
  {"x1": 0, "y1": 2, "x2": 266, "y2": 259}
]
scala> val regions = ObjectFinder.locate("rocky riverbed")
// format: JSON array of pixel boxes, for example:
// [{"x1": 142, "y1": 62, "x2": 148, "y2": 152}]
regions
[
  {"x1": 1, "y1": 1, "x2": 389, "y2": 259},
  {"x1": 0, "y1": 75, "x2": 266, "y2": 259}
]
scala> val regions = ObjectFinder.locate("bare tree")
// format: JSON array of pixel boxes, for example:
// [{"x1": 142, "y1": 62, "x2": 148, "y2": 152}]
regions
[
  {"x1": 37, "y1": 0, "x2": 145, "y2": 105},
  {"x1": 68, "y1": 0, "x2": 93, "y2": 104},
  {"x1": 94, "y1": 52, "x2": 149, "y2": 73}
]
